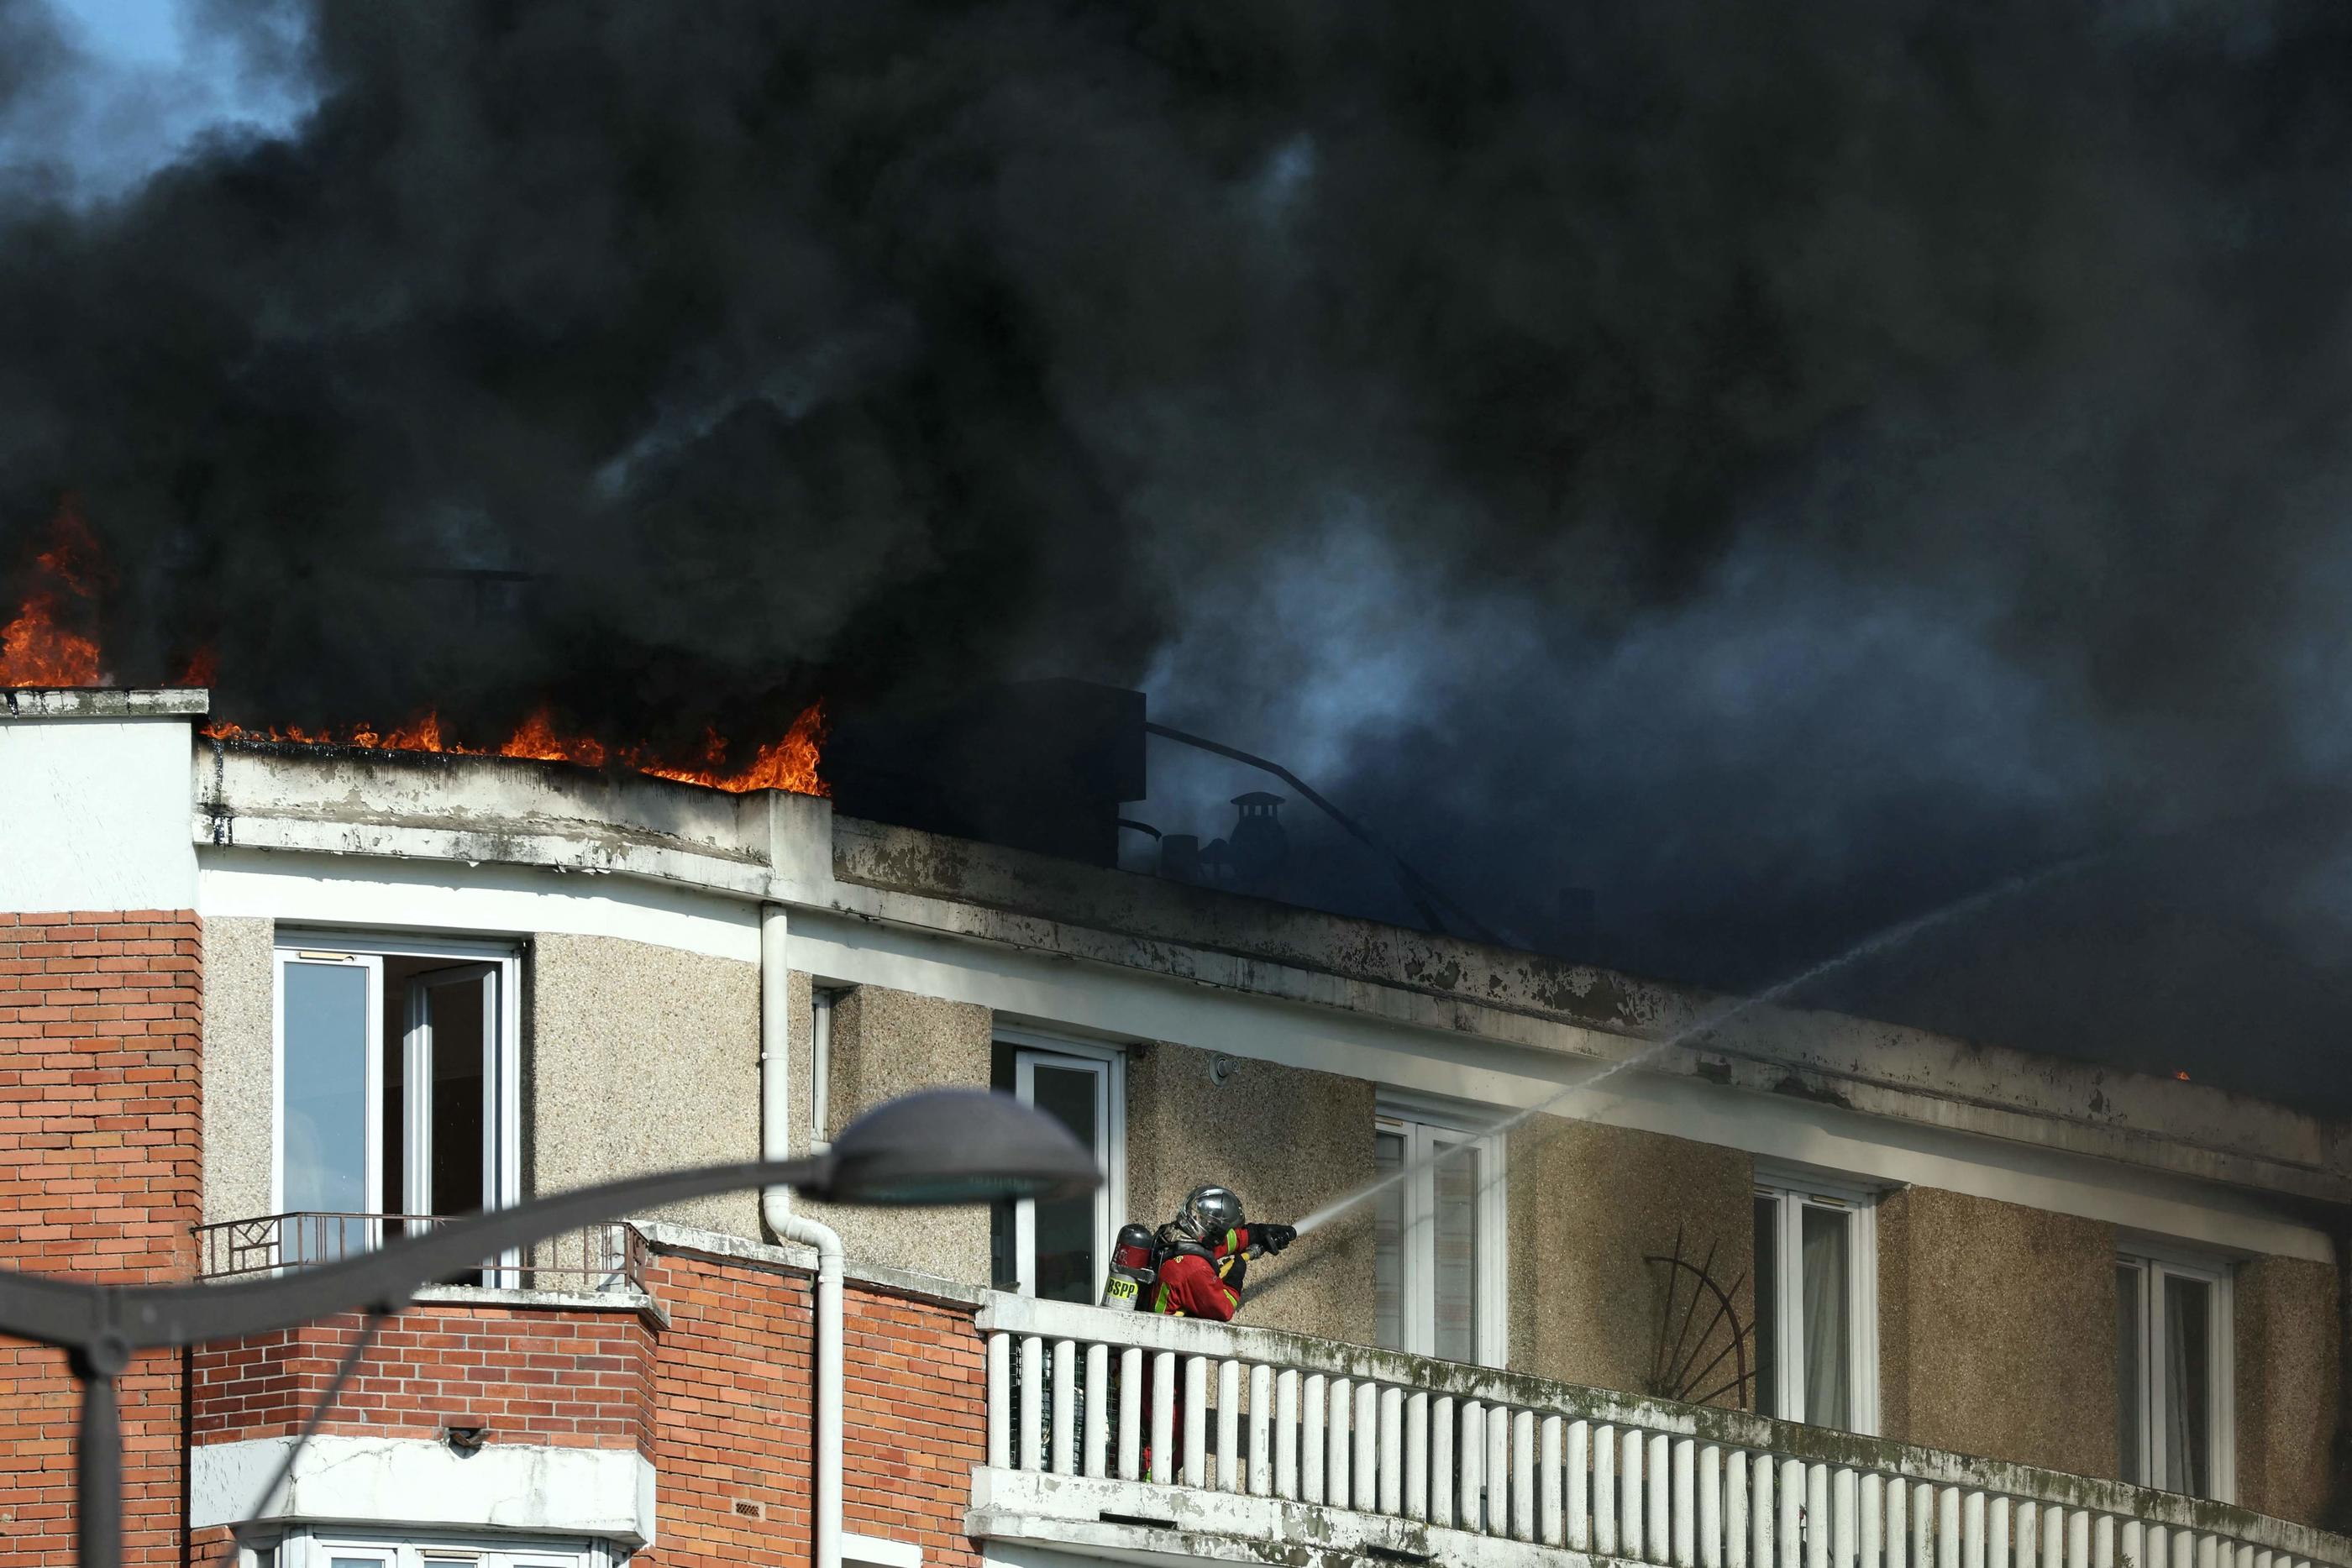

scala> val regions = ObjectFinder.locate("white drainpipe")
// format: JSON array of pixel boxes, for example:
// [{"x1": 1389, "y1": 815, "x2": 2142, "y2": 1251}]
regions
[{"x1": 760, "y1": 903, "x2": 843, "y2": 1568}]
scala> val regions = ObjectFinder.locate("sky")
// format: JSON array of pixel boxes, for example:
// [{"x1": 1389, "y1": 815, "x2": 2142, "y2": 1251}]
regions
[{"x1": 2, "y1": 0, "x2": 312, "y2": 204}]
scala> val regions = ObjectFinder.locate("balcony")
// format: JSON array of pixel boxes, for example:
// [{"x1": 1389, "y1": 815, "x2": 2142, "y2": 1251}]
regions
[
  {"x1": 192, "y1": 1212, "x2": 651, "y2": 1297},
  {"x1": 971, "y1": 1293, "x2": 2348, "y2": 1568}
]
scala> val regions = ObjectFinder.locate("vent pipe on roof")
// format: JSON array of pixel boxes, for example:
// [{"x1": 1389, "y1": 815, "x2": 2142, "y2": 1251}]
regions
[{"x1": 761, "y1": 904, "x2": 844, "y2": 1568}]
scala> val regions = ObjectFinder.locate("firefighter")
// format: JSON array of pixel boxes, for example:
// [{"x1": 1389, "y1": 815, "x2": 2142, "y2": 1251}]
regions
[
  {"x1": 1147, "y1": 1184, "x2": 1297, "y2": 1322},
  {"x1": 1131, "y1": 1185, "x2": 1299, "y2": 1481}
]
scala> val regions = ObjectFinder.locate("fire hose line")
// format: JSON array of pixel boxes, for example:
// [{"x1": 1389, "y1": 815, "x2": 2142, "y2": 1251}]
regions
[{"x1": 1284, "y1": 848, "x2": 2097, "y2": 1243}]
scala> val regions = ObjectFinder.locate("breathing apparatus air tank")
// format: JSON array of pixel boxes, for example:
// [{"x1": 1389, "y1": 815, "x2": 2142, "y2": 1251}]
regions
[{"x1": 1100, "y1": 1222, "x2": 1159, "y2": 1312}]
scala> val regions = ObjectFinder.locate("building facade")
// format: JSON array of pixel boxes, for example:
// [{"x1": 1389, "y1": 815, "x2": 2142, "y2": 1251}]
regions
[{"x1": 3, "y1": 687, "x2": 2348, "y2": 1568}]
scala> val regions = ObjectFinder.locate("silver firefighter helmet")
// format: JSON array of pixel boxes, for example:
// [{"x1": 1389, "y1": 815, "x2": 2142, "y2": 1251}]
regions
[{"x1": 1176, "y1": 1184, "x2": 1246, "y2": 1241}]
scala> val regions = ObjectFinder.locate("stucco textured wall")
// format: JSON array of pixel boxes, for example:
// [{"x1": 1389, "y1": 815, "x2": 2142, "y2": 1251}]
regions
[
  {"x1": 1877, "y1": 1186, "x2": 2116, "y2": 1476},
  {"x1": 1507, "y1": 1116, "x2": 1754, "y2": 1402},
  {"x1": 530, "y1": 933, "x2": 761, "y2": 1236},
  {"x1": 1123, "y1": 1041, "x2": 1378, "y2": 1346},
  {"x1": 2234, "y1": 1251, "x2": 2340, "y2": 1527},
  {"x1": 789, "y1": 981, "x2": 995, "y2": 1282},
  {"x1": 199, "y1": 913, "x2": 274, "y2": 1225}
]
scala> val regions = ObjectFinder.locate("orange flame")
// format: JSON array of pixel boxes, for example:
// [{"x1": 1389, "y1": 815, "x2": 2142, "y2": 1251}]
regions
[
  {"x1": 0, "y1": 505, "x2": 107, "y2": 686},
  {"x1": 638, "y1": 718, "x2": 827, "y2": 794},
  {"x1": 202, "y1": 700, "x2": 829, "y2": 797},
  {"x1": 2, "y1": 506, "x2": 826, "y2": 798},
  {"x1": 176, "y1": 646, "x2": 219, "y2": 686},
  {"x1": 499, "y1": 708, "x2": 609, "y2": 768}
]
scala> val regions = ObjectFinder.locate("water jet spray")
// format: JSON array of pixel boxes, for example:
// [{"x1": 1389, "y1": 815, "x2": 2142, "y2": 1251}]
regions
[{"x1": 1283, "y1": 852, "x2": 2092, "y2": 1245}]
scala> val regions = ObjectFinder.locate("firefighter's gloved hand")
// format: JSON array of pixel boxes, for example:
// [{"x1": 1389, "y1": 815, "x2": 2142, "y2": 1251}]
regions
[{"x1": 1254, "y1": 1224, "x2": 1299, "y2": 1255}]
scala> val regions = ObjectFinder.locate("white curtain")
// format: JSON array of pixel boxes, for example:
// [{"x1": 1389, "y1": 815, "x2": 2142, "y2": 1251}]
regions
[
  {"x1": 1373, "y1": 1131, "x2": 1404, "y2": 1351},
  {"x1": 1431, "y1": 1141, "x2": 1479, "y2": 1363},
  {"x1": 2162, "y1": 1275, "x2": 2209, "y2": 1494},
  {"x1": 2116, "y1": 1263, "x2": 2144, "y2": 1484},
  {"x1": 1800, "y1": 1206, "x2": 1851, "y2": 1429},
  {"x1": 1752, "y1": 1197, "x2": 1780, "y2": 1416}
]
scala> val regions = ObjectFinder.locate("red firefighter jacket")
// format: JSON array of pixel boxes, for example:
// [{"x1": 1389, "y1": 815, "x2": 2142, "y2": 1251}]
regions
[
  {"x1": 1142, "y1": 1225, "x2": 1273, "y2": 1479},
  {"x1": 1148, "y1": 1226, "x2": 1267, "y2": 1322}
]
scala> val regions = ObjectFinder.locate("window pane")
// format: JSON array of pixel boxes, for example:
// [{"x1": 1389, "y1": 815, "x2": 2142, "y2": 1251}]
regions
[
  {"x1": 1374, "y1": 1130, "x2": 1405, "y2": 1351},
  {"x1": 382, "y1": 983, "x2": 403, "y2": 1222},
  {"x1": 426, "y1": 975, "x2": 487, "y2": 1216},
  {"x1": 2162, "y1": 1273, "x2": 2212, "y2": 1495},
  {"x1": 1029, "y1": 1063, "x2": 1100, "y2": 1303},
  {"x1": 989, "y1": 1045, "x2": 1018, "y2": 1290},
  {"x1": 1752, "y1": 1197, "x2": 1778, "y2": 1418},
  {"x1": 283, "y1": 962, "x2": 370, "y2": 1228},
  {"x1": 1799, "y1": 1204, "x2": 1851, "y2": 1429},
  {"x1": 2117, "y1": 1263, "x2": 2144, "y2": 1484},
  {"x1": 1432, "y1": 1141, "x2": 1479, "y2": 1362}
]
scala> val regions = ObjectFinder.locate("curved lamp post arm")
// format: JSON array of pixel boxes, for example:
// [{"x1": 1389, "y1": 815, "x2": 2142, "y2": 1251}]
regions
[
  {"x1": 0, "y1": 1083, "x2": 1100, "y2": 1356},
  {"x1": 0, "y1": 1156, "x2": 816, "y2": 1568},
  {"x1": 0, "y1": 1084, "x2": 1100, "y2": 1568},
  {"x1": 0, "y1": 1156, "x2": 829, "y2": 1354}
]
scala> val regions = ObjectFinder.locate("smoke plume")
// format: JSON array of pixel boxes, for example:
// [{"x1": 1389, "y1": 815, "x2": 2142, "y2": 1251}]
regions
[{"x1": 8, "y1": 1, "x2": 2352, "y2": 1102}]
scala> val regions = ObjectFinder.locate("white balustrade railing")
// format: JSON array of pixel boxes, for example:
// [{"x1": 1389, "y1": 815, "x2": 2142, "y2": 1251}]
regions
[{"x1": 977, "y1": 1292, "x2": 2349, "y2": 1568}]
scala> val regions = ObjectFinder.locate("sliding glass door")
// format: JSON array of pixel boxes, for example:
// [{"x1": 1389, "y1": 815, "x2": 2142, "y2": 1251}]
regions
[{"x1": 275, "y1": 940, "x2": 517, "y2": 1267}]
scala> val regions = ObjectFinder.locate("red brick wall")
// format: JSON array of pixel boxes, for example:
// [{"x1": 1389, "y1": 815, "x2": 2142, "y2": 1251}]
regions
[
  {"x1": 0, "y1": 910, "x2": 203, "y2": 1568},
  {"x1": 639, "y1": 1252, "x2": 816, "y2": 1560},
  {"x1": 843, "y1": 1289, "x2": 986, "y2": 1567},
  {"x1": 192, "y1": 1306, "x2": 657, "y2": 1454},
  {"x1": 637, "y1": 1253, "x2": 985, "y2": 1568}
]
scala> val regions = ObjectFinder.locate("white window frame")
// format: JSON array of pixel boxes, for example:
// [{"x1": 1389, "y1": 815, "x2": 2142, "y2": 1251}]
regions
[
  {"x1": 2118, "y1": 1240, "x2": 2236, "y2": 1502},
  {"x1": 271, "y1": 933, "x2": 522, "y2": 1239},
  {"x1": 1375, "y1": 1097, "x2": 1509, "y2": 1369},
  {"x1": 249, "y1": 1526, "x2": 619, "y2": 1568},
  {"x1": 998, "y1": 1026, "x2": 1126, "y2": 1303},
  {"x1": 404, "y1": 961, "x2": 501, "y2": 1217},
  {"x1": 272, "y1": 948, "x2": 386, "y2": 1225},
  {"x1": 1752, "y1": 1166, "x2": 1880, "y2": 1434}
]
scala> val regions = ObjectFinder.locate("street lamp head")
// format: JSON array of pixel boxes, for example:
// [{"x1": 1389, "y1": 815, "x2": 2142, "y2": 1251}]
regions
[{"x1": 807, "y1": 1088, "x2": 1100, "y2": 1205}]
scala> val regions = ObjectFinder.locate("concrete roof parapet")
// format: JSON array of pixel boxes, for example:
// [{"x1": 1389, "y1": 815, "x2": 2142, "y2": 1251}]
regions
[
  {"x1": 192, "y1": 737, "x2": 840, "y2": 906},
  {"x1": 3, "y1": 685, "x2": 209, "y2": 719},
  {"x1": 176, "y1": 737, "x2": 2352, "y2": 1198},
  {"x1": 762, "y1": 786, "x2": 836, "y2": 905},
  {"x1": 827, "y1": 817, "x2": 2352, "y2": 1193}
]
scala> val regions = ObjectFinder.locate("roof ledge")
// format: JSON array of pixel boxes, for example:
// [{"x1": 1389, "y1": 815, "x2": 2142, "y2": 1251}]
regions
[{"x1": 3, "y1": 686, "x2": 208, "y2": 719}]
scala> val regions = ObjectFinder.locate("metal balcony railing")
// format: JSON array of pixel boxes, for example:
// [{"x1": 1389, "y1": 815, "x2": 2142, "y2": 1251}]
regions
[
  {"x1": 974, "y1": 1293, "x2": 2350, "y2": 1568},
  {"x1": 192, "y1": 1212, "x2": 650, "y2": 1296}
]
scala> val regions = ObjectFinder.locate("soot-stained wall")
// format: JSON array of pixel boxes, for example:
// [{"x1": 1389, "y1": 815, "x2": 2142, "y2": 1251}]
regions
[
  {"x1": 1507, "y1": 1116, "x2": 1755, "y2": 1401},
  {"x1": 2234, "y1": 1251, "x2": 2340, "y2": 1526},
  {"x1": 1876, "y1": 1187, "x2": 2117, "y2": 1479}
]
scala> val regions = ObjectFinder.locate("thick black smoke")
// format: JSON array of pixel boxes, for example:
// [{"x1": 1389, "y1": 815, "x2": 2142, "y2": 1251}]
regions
[{"x1": 8, "y1": 1, "x2": 2352, "y2": 1103}]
